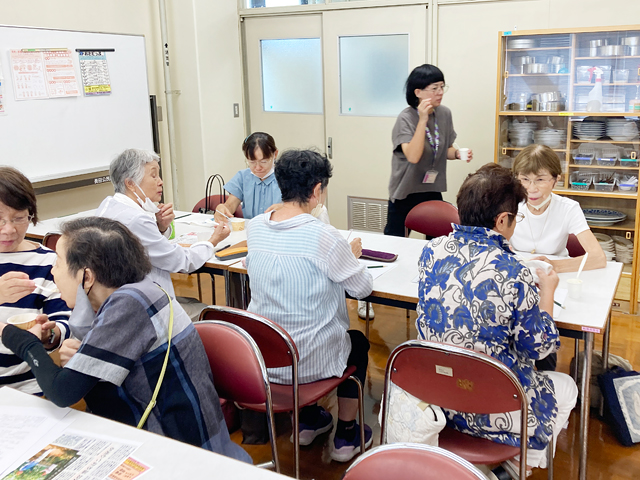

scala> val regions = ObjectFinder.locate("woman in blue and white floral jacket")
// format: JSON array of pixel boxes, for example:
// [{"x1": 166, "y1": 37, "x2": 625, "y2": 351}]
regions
[{"x1": 416, "y1": 164, "x2": 577, "y2": 472}]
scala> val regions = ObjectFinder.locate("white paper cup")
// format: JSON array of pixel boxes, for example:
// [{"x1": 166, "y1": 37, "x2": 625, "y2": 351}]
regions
[
  {"x1": 7, "y1": 313, "x2": 39, "y2": 330},
  {"x1": 230, "y1": 218, "x2": 245, "y2": 232},
  {"x1": 458, "y1": 148, "x2": 470, "y2": 161},
  {"x1": 566, "y1": 278, "x2": 583, "y2": 299}
]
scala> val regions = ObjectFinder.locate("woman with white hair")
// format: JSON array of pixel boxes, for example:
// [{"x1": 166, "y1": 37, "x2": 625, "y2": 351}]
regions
[{"x1": 96, "y1": 149, "x2": 229, "y2": 319}]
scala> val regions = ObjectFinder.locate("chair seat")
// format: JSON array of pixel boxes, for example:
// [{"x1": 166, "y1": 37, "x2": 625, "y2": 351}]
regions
[
  {"x1": 239, "y1": 365, "x2": 357, "y2": 412},
  {"x1": 439, "y1": 427, "x2": 521, "y2": 465}
]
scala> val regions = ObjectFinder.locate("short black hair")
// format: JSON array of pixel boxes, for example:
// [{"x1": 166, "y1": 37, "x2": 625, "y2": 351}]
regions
[
  {"x1": 242, "y1": 132, "x2": 277, "y2": 160},
  {"x1": 0, "y1": 167, "x2": 38, "y2": 225},
  {"x1": 456, "y1": 163, "x2": 527, "y2": 230},
  {"x1": 274, "y1": 149, "x2": 333, "y2": 204},
  {"x1": 60, "y1": 217, "x2": 151, "y2": 288},
  {"x1": 405, "y1": 64, "x2": 445, "y2": 108}
]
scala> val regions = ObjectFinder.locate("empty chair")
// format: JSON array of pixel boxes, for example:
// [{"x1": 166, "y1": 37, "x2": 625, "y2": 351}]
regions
[
  {"x1": 343, "y1": 443, "x2": 487, "y2": 480},
  {"x1": 380, "y1": 339, "x2": 554, "y2": 480},
  {"x1": 199, "y1": 305, "x2": 365, "y2": 479},
  {"x1": 566, "y1": 233, "x2": 586, "y2": 258},
  {"x1": 194, "y1": 320, "x2": 279, "y2": 472},
  {"x1": 404, "y1": 200, "x2": 459, "y2": 238}
]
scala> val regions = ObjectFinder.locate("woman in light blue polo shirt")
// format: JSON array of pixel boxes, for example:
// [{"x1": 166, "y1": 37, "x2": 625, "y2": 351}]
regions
[{"x1": 214, "y1": 132, "x2": 282, "y2": 222}]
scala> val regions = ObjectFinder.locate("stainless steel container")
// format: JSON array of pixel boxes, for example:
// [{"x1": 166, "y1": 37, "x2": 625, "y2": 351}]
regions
[
  {"x1": 628, "y1": 45, "x2": 640, "y2": 56},
  {"x1": 550, "y1": 64, "x2": 567, "y2": 73},
  {"x1": 590, "y1": 39, "x2": 604, "y2": 47},
  {"x1": 547, "y1": 56, "x2": 565, "y2": 64},
  {"x1": 512, "y1": 55, "x2": 536, "y2": 65},
  {"x1": 623, "y1": 36, "x2": 640, "y2": 46},
  {"x1": 523, "y1": 63, "x2": 550, "y2": 74},
  {"x1": 589, "y1": 47, "x2": 599, "y2": 56},
  {"x1": 599, "y1": 45, "x2": 626, "y2": 56},
  {"x1": 539, "y1": 91, "x2": 561, "y2": 102}
]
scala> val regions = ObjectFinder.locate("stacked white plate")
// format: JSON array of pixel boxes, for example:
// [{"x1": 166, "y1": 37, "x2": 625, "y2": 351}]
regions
[
  {"x1": 611, "y1": 235, "x2": 634, "y2": 264},
  {"x1": 583, "y1": 208, "x2": 627, "y2": 227},
  {"x1": 508, "y1": 38, "x2": 538, "y2": 49},
  {"x1": 573, "y1": 121, "x2": 606, "y2": 140},
  {"x1": 534, "y1": 128, "x2": 566, "y2": 148},
  {"x1": 594, "y1": 233, "x2": 616, "y2": 261},
  {"x1": 509, "y1": 121, "x2": 537, "y2": 147},
  {"x1": 606, "y1": 119, "x2": 639, "y2": 141}
]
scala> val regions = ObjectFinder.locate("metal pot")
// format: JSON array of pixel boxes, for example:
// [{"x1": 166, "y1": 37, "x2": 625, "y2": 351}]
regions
[
  {"x1": 523, "y1": 63, "x2": 550, "y2": 74},
  {"x1": 623, "y1": 36, "x2": 640, "y2": 46},
  {"x1": 589, "y1": 47, "x2": 599, "y2": 57},
  {"x1": 508, "y1": 102, "x2": 528, "y2": 111},
  {"x1": 627, "y1": 45, "x2": 640, "y2": 56},
  {"x1": 512, "y1": 55, "x2": 536, "y2": 65},
  {"x1": 599, "y1": 45, "x2": 626, "y2": 56},
  {"x1": 590, "y1": 39, "x2": 604, "y2": 47},
  {"x1": 540, "y1": 91, "x2": 562, "y2": 102},
  {"x1": 547, "y1": 56, "x2": 565, "y2": 64}
]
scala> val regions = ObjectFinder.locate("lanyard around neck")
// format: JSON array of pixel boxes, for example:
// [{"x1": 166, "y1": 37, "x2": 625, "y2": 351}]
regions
[{"x1": 425, "y1": 117, "x2": 440, "y2": 153}]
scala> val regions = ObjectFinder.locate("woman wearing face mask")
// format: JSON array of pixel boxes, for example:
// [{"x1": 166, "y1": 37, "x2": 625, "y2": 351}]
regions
[
  {"x1": 214, "y1": 132, "x2": 283, "y2": 223},
  {"x1": 0, "y1": 217, "x2": 250, "y2": 463},
  {"x1": 384, "y1": 64, "x2": 473, "y2": 238},
  {"x1": 510, "y1": 144, "x2": 606, "y2": 273},
  {"x1": 97, "y1": 149, "x2": 230, "y2": 320}
]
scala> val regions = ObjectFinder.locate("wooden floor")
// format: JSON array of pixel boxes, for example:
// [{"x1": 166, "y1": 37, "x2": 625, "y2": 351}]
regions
[{"x1": 174, "y1": 273, "x2": 640, "y2": 480}]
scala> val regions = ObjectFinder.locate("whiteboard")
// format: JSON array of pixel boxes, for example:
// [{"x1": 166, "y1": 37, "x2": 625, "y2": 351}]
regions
[{"x1": 0, "y1": 25, "x2": 154, "y2": 182}]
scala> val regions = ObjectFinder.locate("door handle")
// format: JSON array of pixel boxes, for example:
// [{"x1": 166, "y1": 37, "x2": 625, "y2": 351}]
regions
[{"x1": 327, "y1": 137, "x2": 332, "y2": 159}]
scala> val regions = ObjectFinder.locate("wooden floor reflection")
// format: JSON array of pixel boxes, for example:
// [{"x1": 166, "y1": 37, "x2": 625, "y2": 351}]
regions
[{"x1": 174, "y1": 273, "x2": 640, "y2": 480}]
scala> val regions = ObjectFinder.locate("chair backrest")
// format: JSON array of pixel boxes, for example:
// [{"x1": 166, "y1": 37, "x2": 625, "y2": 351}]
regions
[
  {"x1": 405, "y1": 201, "x2": 459, "y2": 238},
  {"x1": 192, "y1": 195, "x2": 243, "y2": 217},
  {"x1": 199, "y1": 306, "x2": 299, "y2": 370},
  {"x1": 566, "y1": 233, "x2": 586, "y2": 257},
  {"x1": 194, "y1": 320, "x2": 271, "y2": 405},
  {"x1": 344, "y1": 443, "x2": 487, "y2": 480},
  {"x1": 42, "y1": 232, "x2": 61, "y2": 251},
  {"x1": 383, "y1": 340, "x2": 526, "y2": 415}
]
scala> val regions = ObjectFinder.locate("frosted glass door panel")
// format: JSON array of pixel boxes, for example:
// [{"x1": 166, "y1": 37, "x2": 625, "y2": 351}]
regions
[
  {"x1": 339, "y1": 34, "x2": 408, "y2": 116},
  {"x1": 261, "y1": 38, "x2": 323, "y2": 114}
]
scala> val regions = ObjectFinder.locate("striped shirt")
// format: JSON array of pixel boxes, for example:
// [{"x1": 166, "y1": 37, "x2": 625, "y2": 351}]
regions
[
  {"x1": 0, "y1": 244, "x2": 70, "y2": 393},
  {"x1": 65, "y1": 277, "x2": 250, "y2": 461},
  {"x1": 246, "y1": 212, "x2": 372, "y2": 384}
]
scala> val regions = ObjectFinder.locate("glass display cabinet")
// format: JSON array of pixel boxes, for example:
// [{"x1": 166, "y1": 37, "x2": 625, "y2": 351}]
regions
[{"x1": 495, "y1": 26, "x2": 640, "y2": 313}]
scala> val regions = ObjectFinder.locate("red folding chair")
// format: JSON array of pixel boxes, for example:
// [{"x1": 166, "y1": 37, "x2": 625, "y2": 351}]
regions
[
  {"x1": 343, "y1": 443, "x2": 487, "y2": 480},
  {"x1": 194, "y1": 320, "x2": 279, "y2": 472},
  {"x1": 566, "y1": 233, "x2": 586, "y2": 258},
  {"x1": 381, "y1": 340, "x2": 553, "y2": 480},
  {"x1": 404, "y1": 200, "x2": 459, "y2": 238},
  {"x1": 42, "y1": 232, "x2": 61, "y2": 251},
  {"x1": 199, "y1": 306, "x2": 366, "y2": 479},
  {"x1": 192, "y1": 194, "x2": 243, "y2": 217}
]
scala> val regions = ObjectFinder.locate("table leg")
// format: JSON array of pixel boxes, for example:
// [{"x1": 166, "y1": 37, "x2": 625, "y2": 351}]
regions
[
  {"x1": 224, "y1": 270, "x2": 231, "y2": 307},
  {"x1": 579, "y1": 332, "x2": 593, "y2": 480},
  {"x1": 365, "y1": 302, "x2": 370, "y2": 339},
  {"x1": 572, "y1": 339, "x2": 580, "y2": 383},
  {"x1": 599, "y1": 313, "x2": 612, "y2": 417}
]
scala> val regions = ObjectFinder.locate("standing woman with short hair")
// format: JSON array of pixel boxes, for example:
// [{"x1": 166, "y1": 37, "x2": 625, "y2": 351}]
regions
[{"x1": 384, "y1": 64, "x2": 473, "y2": 237}]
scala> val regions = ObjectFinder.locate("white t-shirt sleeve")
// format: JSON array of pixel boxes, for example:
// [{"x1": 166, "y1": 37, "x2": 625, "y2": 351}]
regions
[{"x1": 565, "y1": 199, "x2": 590, "y2": 236}]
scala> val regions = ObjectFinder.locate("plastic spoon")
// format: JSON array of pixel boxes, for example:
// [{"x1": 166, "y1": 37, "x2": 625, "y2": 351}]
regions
[{"x1": 576, "y1": 252, "x2": 589, "y2": 280}]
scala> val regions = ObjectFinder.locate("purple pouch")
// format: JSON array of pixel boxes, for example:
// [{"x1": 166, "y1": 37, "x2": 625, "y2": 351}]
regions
[{"x1": 361, "y1": 249, "x2": 398, "y2": 262}]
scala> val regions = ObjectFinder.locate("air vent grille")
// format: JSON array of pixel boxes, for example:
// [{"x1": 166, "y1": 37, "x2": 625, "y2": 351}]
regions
[{"x1": 347, "y1": 196, "x2": 388, "y2": 233}]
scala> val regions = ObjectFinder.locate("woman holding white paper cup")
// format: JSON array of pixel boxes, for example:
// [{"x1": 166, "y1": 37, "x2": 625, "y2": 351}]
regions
[
  {"x1": 511, "y1": 144, "x2": 606, "y2": 273},
  {"x1": 97, "y1": 149, "x2": 230, "y2": 320},
  {"x1": 0, "y1": 167, "x2": 70, "y2": 393},
  {"x1": 384, "y1": 64, "x2": 473, "y2": 238},
  {"x1": 214, "y1": 132, "x2": 283, "y2": 224}
]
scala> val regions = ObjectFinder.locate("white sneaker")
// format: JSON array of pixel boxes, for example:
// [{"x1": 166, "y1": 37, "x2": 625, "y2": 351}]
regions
[{"x1": 357, "y1": 300, "x2": 374, "y2": 319}]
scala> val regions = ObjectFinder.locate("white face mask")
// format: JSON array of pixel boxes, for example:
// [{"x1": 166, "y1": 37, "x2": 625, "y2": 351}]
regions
[
  {"x1": 133, "y1": 183, "x2": 160, "y2": 214},
  {"x1": 68, "y1": 284, "x2": 96, "y2": 341},
  {"x1": 250, "y1": 166, "x2": 274, "y2": 181}
]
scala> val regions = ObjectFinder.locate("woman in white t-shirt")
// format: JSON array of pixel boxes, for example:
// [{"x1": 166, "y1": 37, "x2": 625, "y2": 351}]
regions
[{"x1": 511, "y1": 144, "x2": 606, "y2": 273}]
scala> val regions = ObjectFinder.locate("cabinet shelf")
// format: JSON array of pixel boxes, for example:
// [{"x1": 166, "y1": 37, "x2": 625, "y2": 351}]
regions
[
  {"x1": 573, "y1": 83, "x2": 640, "y2": 87},
  {"x1": 553, "y1": 187, "x2": 637, "y2": 199},
  {"x1": 503, "y1": 146, "x2": 566, "y2": 152},
  {"x1": 575, "y1": 56, "x2": 640, "y2": 60},
  {"x1": 587, "y1": 220, "x2": 636, "y2": 231},
  {"x1": 568, "y1": 164, "x2": 640, "y2": 170},
  {"x1": 506, "y1": 47, "x2": 572, "y2": 52},
  {"x1": 508, "y1": 73, "x2": 570, "y2": 77},
  {"x1": 570, "y1": 139, "x2": 640, "y2": 144}
]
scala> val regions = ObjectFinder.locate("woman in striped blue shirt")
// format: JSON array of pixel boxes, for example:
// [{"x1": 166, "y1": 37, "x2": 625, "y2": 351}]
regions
[
  {"x1": 246, "y1": 149, "x2": 373, "y2": 463},
  {"x1": 0, "y1": 167, "x2": 70, "y2": 393}
]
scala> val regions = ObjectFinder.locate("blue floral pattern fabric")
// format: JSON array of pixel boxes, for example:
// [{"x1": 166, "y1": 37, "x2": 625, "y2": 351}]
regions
[{"x1": 416, "y1": 224, "x2": 560, "y2": 450}]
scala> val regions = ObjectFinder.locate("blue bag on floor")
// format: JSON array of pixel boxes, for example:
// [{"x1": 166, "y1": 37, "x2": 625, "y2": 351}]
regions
[{"x1": 598, "y1": 366, "x2": 640, "y2": 446}]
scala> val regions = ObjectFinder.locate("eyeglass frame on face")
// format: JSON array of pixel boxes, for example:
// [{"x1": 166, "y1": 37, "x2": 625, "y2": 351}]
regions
[
  {"x1": 507, "y1": 212, "x2": 526, "y2": 223},
  {"x1": 246, "y1": 158, "x2": 274, "y2": 168},
  {"x1": 0, "y1": 214, "x2": 34, "y2": 228},
  {"x1": 422, "y1": 83, "x2": 449, "y2": 94},
  {"x1": 517, "y1": 175, "x2": 556, "y2": 188}
]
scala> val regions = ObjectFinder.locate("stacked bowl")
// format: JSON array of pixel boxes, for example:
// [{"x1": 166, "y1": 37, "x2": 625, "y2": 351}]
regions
[
  {"x1": 573, "y1": 120, "x2": 606, "y2": 140},
  {"x1": 606, "y1": 119, "x2": 639, "y2": 141},
  {"x1": 509, "y1": 121, "x2": 537, "y2": 147},
  {"x1": 594, "y1": 233, "x2": 616, "y2": 261},
  {"x1": 534, "y1": 128, "x2": 566, "y2": 148},
  {"x1": 611, "y1": 235, "x2": 634, "y2": 264}
]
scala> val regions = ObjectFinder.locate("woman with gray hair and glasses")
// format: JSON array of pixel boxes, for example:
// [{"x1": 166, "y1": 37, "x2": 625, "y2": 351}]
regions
[{"x1": 96, "y1": 149, "x2": 229, "y2": 320}]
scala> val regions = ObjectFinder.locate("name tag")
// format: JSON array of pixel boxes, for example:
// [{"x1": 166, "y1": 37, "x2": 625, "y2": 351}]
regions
[{"x1": 423, "y1": 170, "x2": 439, "y2": 184}]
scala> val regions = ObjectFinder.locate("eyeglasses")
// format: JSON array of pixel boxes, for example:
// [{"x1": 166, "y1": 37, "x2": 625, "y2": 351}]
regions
[
  {"x1": 247, "y1": 158, "x2": 273, "y2": 167},
  {"x1": 0, "y1": 214, "x2": 34, "y2": 227},
  {"x1": 517, "y1": 176, "x2": 555, "y2": 188},
  {"x1": 507, "y1": 212, "x2": 525, "y2": 223},
  {"x1": 423, "y1": 83, "x2": 449, "y2": 94}
]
